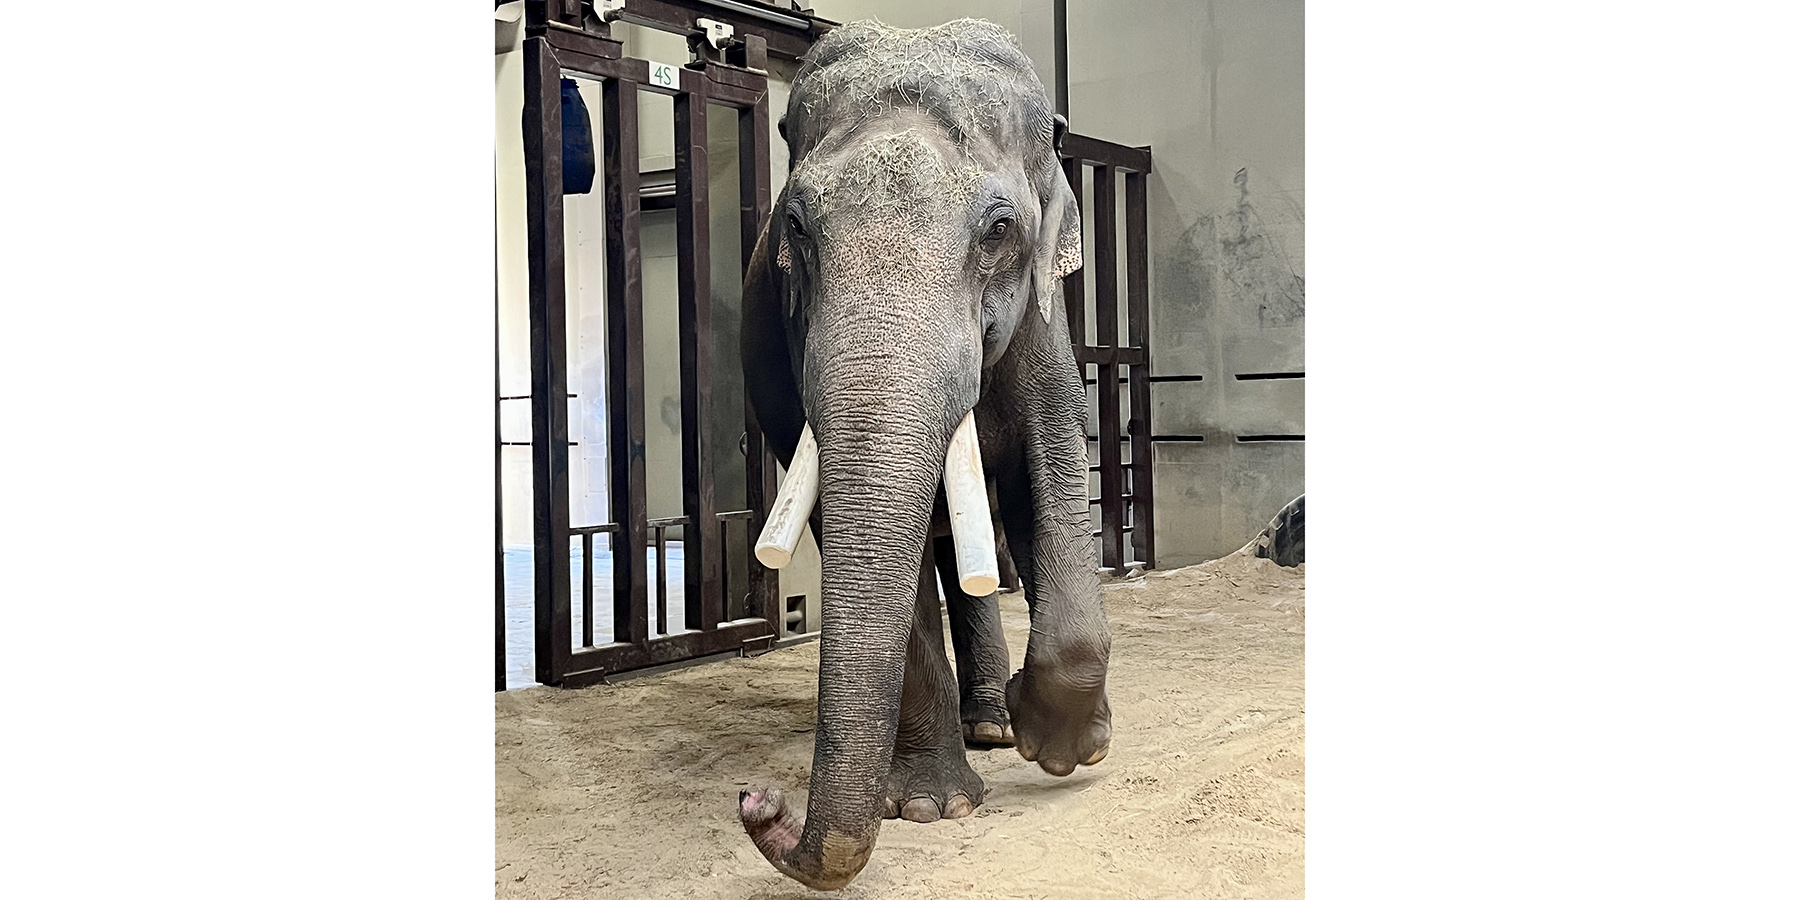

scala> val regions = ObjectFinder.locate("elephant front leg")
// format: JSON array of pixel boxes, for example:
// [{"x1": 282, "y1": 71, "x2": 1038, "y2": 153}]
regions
[
  {"x1": 996, "y1": 397, "x2": 1113, "y2": 777},
  {"x1": 937, "y1": 534, "x2": 1014, "y2": 746},
  {"x1": 884, "y1": 540, "x2": 986, "y2": 823}
]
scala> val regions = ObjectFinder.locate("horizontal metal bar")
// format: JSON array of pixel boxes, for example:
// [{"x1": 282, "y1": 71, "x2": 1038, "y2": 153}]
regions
[
  {"x1": 715, "y1": 509, "x2": 755, "y2": 522},
  {"x1": 1060, "y1": 133, "x2": 1152, "y2": 173},
  {"x1": 498, "y1": 393, "x2": 577, "y2": 400},
  {"x1": 607, "y1": 0, "x2": 829, "y2": 61},
  {"x1": 646, "y1": 515, "x2": 692, "y2": 528},
  {"x1": 1088, "y1": 463, "x2": 1135, "y2": 472},
  {"x1": 555, "y1": 617, "x2": 777, "y2": 685},
  {"x1": 1146, "y1": 374, "x2": 1204, "y2": 383},
  {"x1": 692, "y1": 0, "x2": 809, "y2": 29},
  {"x1": 1073, "y1": 345, "x2": 1147, "y2": 365},
  {"x1": 1234, "y1": 372, "x2": 1305, "y2": 381},
  {"x1": 569, "y1": 523, "x2": 620, "y2": 535}
]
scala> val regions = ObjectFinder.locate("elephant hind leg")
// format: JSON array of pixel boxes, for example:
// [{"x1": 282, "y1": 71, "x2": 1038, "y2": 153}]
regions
[
  {"x1": 885, "y1": 539, "x2": 985, "y2": 823},
  {"x1": 938, "y1": 534, "x2": 1014, "y2": 746}
]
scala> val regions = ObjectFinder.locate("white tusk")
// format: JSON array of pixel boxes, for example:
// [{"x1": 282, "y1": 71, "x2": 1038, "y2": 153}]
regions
[
  {"x1": 754, "y1": 423, "x2": 819, "y2": 569},
  {"x1": 943, "y1": 411, "x2": 1000, "y2": 596}
]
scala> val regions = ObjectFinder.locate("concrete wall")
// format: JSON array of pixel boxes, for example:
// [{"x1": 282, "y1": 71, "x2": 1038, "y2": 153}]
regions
[{"x1": 1059, "y1": 0, "x2": 1305, "y2": 565}]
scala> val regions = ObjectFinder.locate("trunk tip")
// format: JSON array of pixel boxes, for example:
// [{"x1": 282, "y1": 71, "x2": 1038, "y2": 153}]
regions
[{"x1": 739, "y1": 786, "x2": 788, "y2": 827}]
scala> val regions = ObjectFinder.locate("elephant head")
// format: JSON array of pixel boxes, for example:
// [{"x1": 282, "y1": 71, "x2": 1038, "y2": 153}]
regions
[{"x1": 736, "y1": 20, "x2": 1083, "y2": 890}]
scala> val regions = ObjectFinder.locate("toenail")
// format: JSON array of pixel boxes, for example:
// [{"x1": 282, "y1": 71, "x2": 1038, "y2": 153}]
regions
[{"x1": 901, "y1": 798, "x2": 941, "y2": 823}]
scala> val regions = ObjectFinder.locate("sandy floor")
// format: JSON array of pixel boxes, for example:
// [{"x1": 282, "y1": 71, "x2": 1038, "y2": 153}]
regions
[{"x1": 496, "y1": 552, "x2": 1304, "y2": 899}]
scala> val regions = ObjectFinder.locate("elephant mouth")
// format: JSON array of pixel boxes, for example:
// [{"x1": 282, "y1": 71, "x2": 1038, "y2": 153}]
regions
[{"x1": 754, "y1": 410, "x2": 998, "y2": 596}]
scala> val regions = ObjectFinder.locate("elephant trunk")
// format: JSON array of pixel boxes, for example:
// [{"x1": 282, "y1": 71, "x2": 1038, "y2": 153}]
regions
[{"x1": 738, "y1": 291, "x2": 974, "y2": 889}]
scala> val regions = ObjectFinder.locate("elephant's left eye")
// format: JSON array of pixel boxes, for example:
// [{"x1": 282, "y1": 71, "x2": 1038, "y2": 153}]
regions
[{"x1": 981, "y1": 218, "x2": 1011, "y2": 248}]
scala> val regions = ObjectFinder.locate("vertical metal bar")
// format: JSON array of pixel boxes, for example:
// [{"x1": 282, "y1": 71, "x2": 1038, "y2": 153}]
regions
[
  {"x1": 496, "y1": 277, "x2": 507, "y2": 692},
  {"x1": 654, "y1": 525, "x2": 669, "y2": 635},
  {"x1": 1092, "y1": 165, "x2": 1124, "y2": 574},
  {"x1": 1052, "y1": 0, "x2": 1069, "y2": 119},
  {"x1": 1093, "y1": 165, "x2": 1119, "y2": 348},
  {"x1": 581, "y1": 531, "x2": 595, "y2": 647},
  {"x1": 1060, "y1": 157, "x2": 1086, "y2": 351},
  {"x1": 603, "y1": 75, "x2": 650, "y2": 647},
  {"x1": 719, "y1": 518, "x2": 732, "y2": 623},
  {"x1": 675, "y1": 76, "x2": 721, "y2": 632},
  {"x1": 523, "y1": 38, "x2": 573, "y2": 684},
  {"x1": 739, "y1": 83, "x2": 779, "y2": 628},
  {"x1": 1125, "y1": 172, "x2": 1155, "y2": 569}
]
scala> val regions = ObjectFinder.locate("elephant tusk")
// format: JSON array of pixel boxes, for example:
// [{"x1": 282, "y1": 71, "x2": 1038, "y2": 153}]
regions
[
  {"x1": 943, "y1": 411, "x2": 1001, "y2": 596},
  {"x1": 754, "y1": 423, "x2": 819, "y2": 569}
]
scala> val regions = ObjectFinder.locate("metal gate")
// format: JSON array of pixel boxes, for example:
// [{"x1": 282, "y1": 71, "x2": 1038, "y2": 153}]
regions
[
  {"x1": 499, "y1": 2, "x2": 1160, "y2": 686},
  {"x1": 1060, "y1": 134, "x2": 1157, "y2": 575},
  {"x1": 513, "y1": 1, "x2": 819, "y2": 687}
]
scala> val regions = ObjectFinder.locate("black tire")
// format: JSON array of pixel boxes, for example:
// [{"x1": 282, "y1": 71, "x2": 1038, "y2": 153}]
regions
[{"x1": 1248, "y1": 494, "x2": 1304, "y2": 567}]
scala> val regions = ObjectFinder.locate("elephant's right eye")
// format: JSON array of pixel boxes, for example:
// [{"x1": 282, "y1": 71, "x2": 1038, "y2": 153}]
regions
[{"x1": 786, "y1": 202, "x2": 809, "y2": 241}]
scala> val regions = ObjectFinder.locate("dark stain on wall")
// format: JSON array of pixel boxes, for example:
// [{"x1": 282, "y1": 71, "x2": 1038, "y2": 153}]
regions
[{"x1": 1221, "y1": 168, "x2": 1304, "y2": 329}]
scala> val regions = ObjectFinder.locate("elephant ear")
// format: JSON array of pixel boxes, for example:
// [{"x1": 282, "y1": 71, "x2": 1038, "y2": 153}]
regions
[
  {"x1": 1031, "y1": 113, "x2": 1083, "y2": 324},
  {"x1": 1033, "y1": 160, "x2": 1084, "y2": 325}
]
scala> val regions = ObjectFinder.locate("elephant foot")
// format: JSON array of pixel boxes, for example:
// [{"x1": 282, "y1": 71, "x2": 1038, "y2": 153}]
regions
[
  {"x1": 961, "y1": 684, "x2": 1014, "y2": 747},
  {"x1": 1006, "y1": 663, "x2": 1112, "y2": 776},
  {"x1": 882, "y1": 746, "x2": 985, "y2": 823}
]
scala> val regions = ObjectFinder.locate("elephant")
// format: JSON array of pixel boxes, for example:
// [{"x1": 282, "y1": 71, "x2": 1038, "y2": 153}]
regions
[{"x1": 735, "y1": 19, "x2": 1112, "y2": 890}]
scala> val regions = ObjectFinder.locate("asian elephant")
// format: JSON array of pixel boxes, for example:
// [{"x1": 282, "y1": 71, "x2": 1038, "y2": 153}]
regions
[{"x1": 736, "y1": 19, "x2": 1111, "y2": 890}]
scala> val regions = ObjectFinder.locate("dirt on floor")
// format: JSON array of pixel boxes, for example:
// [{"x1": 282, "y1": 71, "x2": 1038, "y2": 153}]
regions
[{"x1": 496, "y1": 552, "x2": 1304, "y2": 900}]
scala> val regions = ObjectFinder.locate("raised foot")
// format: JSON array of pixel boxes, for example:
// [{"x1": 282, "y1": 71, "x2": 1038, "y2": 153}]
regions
[
  {"x1": 1006, "y1": 664, "x2": 1112, "y2": 776},
  {"x1": 883, "y1": 747, "x2": 985, "y2": 823}
]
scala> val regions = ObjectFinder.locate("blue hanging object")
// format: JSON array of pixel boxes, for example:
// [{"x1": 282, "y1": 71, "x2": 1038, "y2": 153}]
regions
[{"x1": 560, "y1": 78, "x2": 596, "y2": 195}]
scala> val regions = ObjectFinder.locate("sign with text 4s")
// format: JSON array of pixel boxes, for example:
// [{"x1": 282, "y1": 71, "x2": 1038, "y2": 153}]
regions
[{"x1": 648, "y1": 61, "x2": 681, "y2": 89}]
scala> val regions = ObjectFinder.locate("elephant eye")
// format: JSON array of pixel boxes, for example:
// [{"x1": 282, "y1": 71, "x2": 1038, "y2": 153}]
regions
[
  {"x1": 981, "y1": 218, "x2": 1011, "y2": 248},
  {"x1": 785, "y1": 195, "x2": 811, "y2": 242}
]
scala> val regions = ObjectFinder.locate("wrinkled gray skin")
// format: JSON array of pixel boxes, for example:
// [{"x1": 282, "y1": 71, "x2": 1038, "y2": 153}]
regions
[{"x1": 736, "y1": 20, "x2": 1110, "y2": 890}]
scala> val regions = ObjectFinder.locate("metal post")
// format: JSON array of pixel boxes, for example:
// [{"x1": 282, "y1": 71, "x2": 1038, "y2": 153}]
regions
[
  {"x1": 675, "y1": 79, "x2": 722, "y2": 633},
  {"x1": 524, "y1": 37, "x2": 573, "y2": 684},
  {"x1": 1125, "y1": 171, "x2": 1155, "y2": 569},
  {"x1": 602, "y1": 74, "x2": 650, "y2": 647},
  {"x1": 1092, "y1": 165, "x2": 1125, "y2": 574},
  {"x1": 1053, "y1": 0, "x2": 1069, "y2": 119},
  {"x1": 737, "y1": 44, "x2": 779, "y2": 629}
]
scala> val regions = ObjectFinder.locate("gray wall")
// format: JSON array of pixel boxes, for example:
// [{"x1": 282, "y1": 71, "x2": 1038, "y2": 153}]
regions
[{"x1": 1061, "y1": 0, "x2": 1304, "y2": 565}]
